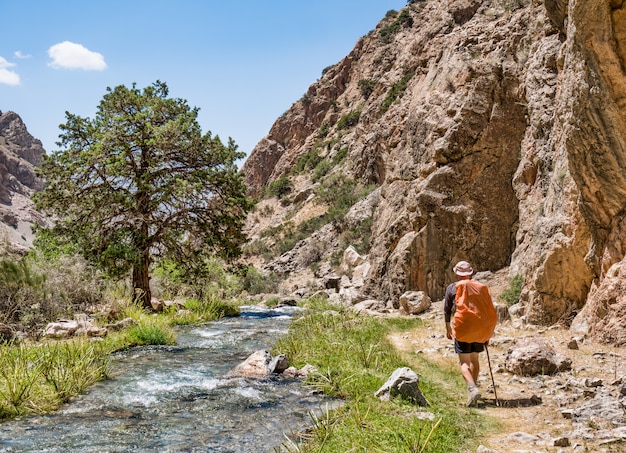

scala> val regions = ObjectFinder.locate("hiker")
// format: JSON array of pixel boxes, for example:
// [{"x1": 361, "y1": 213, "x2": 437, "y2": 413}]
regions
[{"x1": 444, "y1": 261, "x2": 497, "y2": 407}]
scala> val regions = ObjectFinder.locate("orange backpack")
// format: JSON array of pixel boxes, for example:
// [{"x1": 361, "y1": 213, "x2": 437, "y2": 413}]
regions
[{"x1": 453, "y1": 279, "x2": 497, "y2": 344}]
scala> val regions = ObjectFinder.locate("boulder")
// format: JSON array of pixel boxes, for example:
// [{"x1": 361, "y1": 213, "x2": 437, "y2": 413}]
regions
[
  {"x1": 341, "y1": 245, "x2": 365, "y2": 271},
  {"x1": 225, "y1": 350, "x2": 292, "y2": 378},
  {"x1": 43, "y1": 316, "x2": 107, "y2": 338},
  {"x1": 225, "y1": 350, "x2": 273, "y2": 378},
  {"x1": 43, "y1": 320, "x2": 79, "y2": 338},
  {"x1": 268, "y1": 354, "x2": 290, "y2": 374},
  {"x1": 495, "y1": 303, "x2": 510, "y2": 322},
  {"x1": 504, "y1": 337, "x2": 572, "y2": 376},
  {"x1": 104, "y1": 318, "x2": 136, "y2": 331},
  {"x1": 324, "y1": 275, "x2": 341, "y2": 292},
  {"x1": 352, "y1": 299, "x2": 387, "y2": 313},
  {"x1": 399, "y1": 291, "x2": 432, "y2": 316},
  {"x1": 375, "y1": 367, "x2": 429, "y2": 406},
  {"x1": 283, "y1": 364, "x2": 318, "y2": 379}
]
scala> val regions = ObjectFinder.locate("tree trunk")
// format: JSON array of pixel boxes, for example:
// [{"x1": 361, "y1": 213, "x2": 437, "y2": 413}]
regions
[{"x1": 132, "y1": 253, "x2": 152, "y2": 309}]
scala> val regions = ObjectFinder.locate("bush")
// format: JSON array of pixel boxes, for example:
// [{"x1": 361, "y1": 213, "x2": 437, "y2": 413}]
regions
[
  {"x1": 380, "y1": 70, "x2": 416, "y2": 114},
  {"x1": 358, "y1": 79, "x2": 377, "y2": 99},
  {"x1": 499, "y1": 275, "x2": 524, "y2": 306},
  {"x1": 240, "y1": 266, "x2": 279, "y2": 295},
  {"x1": 379, "y1": 10, "x2": 413, "y2": 44},
  {"x1": 317, "y1": 121, "x2": 330, "y2": 138},
  {"x1": 332, "y1": 147, "x2": 349, "y2": 165},
  {"x1": 0, "y1": 252, "x2": 107, "y2": 333},
  {"x1": 312, "y1": 158, "x2": 332, "y2": 182},
  {"x1": 295, "y1": 148, "x2": 324, "y2": 173},
  {"x1": 267, "y1": 176, "x2": 293, "y2": 198},
  {"x1": 336, "y1": 108, "x2": 362, "y2": 130}
]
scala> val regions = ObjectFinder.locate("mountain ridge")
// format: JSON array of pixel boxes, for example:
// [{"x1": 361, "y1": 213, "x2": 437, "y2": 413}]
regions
[{"x1": 0, "y1": 110, "x2": 48, "y2": 252}]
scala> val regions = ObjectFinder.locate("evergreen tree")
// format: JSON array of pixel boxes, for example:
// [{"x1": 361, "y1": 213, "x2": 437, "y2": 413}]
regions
[{"x1": 34, "y1": 81, "x2": 252, "y2": 308}]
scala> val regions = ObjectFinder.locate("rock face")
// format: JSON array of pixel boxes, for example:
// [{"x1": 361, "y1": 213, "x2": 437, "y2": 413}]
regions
[
  {"x1": 241, "y1": 0, "x2": 626, "y2": 345},
  {"x1": 0, "y1": 111, "x2": 47, "y2": 251}
]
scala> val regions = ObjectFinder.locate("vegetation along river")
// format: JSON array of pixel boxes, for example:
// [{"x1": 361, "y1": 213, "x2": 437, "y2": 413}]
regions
[{"x1": 0, "y1": 306, "x2": 328, "y2": 452}]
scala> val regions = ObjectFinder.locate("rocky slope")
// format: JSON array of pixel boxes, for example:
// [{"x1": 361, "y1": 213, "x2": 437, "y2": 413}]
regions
[
  {"x1": 241, "y1": 0, "x2": 626, "y2": 345},
  {"x1": 0, "y1": 111, "x2": 48, "y2": 252}
]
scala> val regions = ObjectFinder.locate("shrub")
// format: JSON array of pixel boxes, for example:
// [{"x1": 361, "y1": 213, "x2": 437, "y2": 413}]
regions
[
  {"x1": 499, "y1": 275, "x2": 524, "y2": 306},
  {"x1": 331, "y1": 147, "x2": 349, "y2": 165},
  {"x1": 339, "y1": 215, "x2": 374, "y2": 255},
  {"x1": 240, "y1": 266, "x2": 280, "y2": 295},
  {"x1": 267, "y1": 176, "x2": 293, "y2": 198},
  {"x1": 295, "y1": 148, "x2": 324, "y2": 173},
  {"x1": 336, "y1": 108, "x2": 362, "y2": 130},
  {"x1": 315, "y1": 174, "x2": 377, "y2": 230},
  {"x1": 358, "y1": 79, "x2": 377, "y2": 99},
  {"x1": 317, "y1": 121, "x2": 330, "y2": 138},
  {"x1": 379, "y1": 10, "x2": 413, "y2": 44},
  {"x1": 380, "y1": 70, "x2": 416, "y2": 114},
  {"x1": 0, "y1": 252, "x2": 107, "y2": 333},
  {"x1": 312, "y1": 158, "x2": 332, "y2": 182}
]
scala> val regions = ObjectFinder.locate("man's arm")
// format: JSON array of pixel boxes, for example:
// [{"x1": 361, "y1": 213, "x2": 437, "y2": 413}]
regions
[{"x1": 444, "y1": 283, "x2": 456, "y2": 340}]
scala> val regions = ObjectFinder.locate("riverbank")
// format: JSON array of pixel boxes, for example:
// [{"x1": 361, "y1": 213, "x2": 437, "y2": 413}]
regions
[
  {"x1": 0, "y1": 296, "x2": 237, "y2": 421},
  {"x1": 271, "y1": 296, "x2": 493, "y2": 452}
]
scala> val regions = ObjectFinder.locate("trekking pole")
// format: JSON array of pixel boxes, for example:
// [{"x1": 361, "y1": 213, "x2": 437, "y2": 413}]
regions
[{"x1": 485, "y1": 343, "x2": 500, "y2": 407}]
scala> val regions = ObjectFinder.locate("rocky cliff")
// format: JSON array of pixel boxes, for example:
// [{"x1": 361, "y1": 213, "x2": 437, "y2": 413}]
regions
[
  {"x1": 0, "y1": 111, "x2": 47, "y2": 251},
  {"x1": 241, "y1": 0, "x2": 626, "y2": 345}
]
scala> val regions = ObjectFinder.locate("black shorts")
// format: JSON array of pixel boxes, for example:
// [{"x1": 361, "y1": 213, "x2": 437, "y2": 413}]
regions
[{"x1": 454, "y1": 339, "x2": 485, "y2": 354}]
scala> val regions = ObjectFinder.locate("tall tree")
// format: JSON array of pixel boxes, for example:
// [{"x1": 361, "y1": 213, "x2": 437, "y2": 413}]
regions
[{"x1": 34, "y1": 81, "x2": 252, "y2": 308}]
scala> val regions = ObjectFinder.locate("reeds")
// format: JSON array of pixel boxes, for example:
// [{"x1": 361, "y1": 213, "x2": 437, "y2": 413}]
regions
[{"x1": 0, "y1": 340, "x2": 110, "y2": 418}]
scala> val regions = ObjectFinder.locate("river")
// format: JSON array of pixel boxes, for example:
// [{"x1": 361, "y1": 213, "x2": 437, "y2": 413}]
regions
[{"x1": 0, "y1": 305, "x2": 329, "y2": 452}]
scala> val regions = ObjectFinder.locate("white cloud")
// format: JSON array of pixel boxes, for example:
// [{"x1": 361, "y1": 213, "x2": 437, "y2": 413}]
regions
[
  {"x1": 14, "y1": 51, "x2": 31, "y2": 59},
  {"x1": 47, "y1": 41, "x2": 107, "y2": 71},
  {"x1": 0, "y1": 57, "x2": 20, "y2": 85}
]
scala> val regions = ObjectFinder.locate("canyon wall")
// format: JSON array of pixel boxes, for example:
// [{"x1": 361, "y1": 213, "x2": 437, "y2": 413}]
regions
[{"x1": 243, "y1": 0, "x2": 626, "y2": 344}]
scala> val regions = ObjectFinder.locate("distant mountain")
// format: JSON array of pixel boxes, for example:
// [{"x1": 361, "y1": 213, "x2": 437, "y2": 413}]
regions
[
  {"x1": 241, "y1": 0, "x2": 626, "y2": 345},
  {"x1": 0, "y1": 111, "x2": 49, "y2": 252}
]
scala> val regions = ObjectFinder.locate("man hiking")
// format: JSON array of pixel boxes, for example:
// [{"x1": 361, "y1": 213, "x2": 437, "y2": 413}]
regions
[{"x1": 444, "y1": 261, "x2": 497, "y2": 407}]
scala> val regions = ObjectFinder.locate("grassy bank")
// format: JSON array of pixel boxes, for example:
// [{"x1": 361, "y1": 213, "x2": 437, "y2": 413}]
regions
[
  {"x1": 272, "y1": 297, "x2": 495, "y2": 452},
  {"x1": 0, "y1": 296, "x2": 238, "y2": 421}
]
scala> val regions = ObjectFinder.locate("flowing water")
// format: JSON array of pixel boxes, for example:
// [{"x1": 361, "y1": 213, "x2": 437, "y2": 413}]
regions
[{"x1": 0, "y1": 306, "x2": 330, "y2": 453}]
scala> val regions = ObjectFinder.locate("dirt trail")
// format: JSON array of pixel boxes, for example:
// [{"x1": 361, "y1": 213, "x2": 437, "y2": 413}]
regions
[{"x1": 389, "y1": 298, "x2": 626, "y2": 452}]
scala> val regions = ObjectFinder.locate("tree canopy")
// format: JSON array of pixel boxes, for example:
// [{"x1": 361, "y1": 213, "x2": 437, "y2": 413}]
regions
[{"x1": 33, "y1": 81, "x2": 252, "y2": 307}]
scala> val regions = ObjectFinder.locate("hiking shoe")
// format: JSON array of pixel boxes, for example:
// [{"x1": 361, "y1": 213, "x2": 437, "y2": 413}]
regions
[{"x1": 467, "y1": 387, "x2": 481, "y2": 407}]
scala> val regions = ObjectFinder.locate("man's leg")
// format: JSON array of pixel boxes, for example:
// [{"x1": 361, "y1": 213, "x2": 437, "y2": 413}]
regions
[
  {"x1": 458, "y1": 353, "x2": 476, "y2": 386},
  {"x1": 469, "y1": 352, "x2": 480, "y2": 384},
  {"x1": 459, "y1": 352, "x2": 481, "y2": 407}
]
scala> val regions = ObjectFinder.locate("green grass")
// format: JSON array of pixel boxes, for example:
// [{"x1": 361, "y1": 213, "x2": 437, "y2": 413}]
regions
[
  {"x1": 272, "y1": 297, "x2": 494, "y2": 452},
  {"x1": 172, "y1": 296, "x2": 240, "y2": 325},
  {"x1": 0, "y1": 294, "x2": 240, "y2": 421},
  {"x1": 0, "y1": 339, "x2": 111, "y2": 419}
]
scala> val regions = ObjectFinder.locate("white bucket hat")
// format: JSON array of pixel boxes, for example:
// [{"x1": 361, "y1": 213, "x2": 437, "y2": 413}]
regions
[{"x1": 453, "y1": 261, "x2": 473, "y2": 276}]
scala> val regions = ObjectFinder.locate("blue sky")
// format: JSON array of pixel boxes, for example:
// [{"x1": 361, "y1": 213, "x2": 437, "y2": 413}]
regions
[{"x1": 0, "y1": 0, "x2": 406, "y2": 161}]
